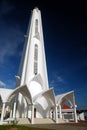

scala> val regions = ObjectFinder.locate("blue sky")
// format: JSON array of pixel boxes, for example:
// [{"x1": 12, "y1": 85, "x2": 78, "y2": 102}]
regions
[{"x1": 0, "y1": 0, "x2": 87, "y2": 110}]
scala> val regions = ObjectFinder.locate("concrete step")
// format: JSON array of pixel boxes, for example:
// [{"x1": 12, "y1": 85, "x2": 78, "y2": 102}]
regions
[
  {"x1": 17, "y1": 118, "x2": 30, "y2": 124},
  {"x1": 58, "y1": 118, "x2": 66, "y2": 123},
  {"x1": 3, "y1": 117, "x2": 65, "y2": 124},
  {"x1": 34, "y1": 118, "x2": 55, "y2": 124},
  {"x1": 17, "y1": 118, "x2": 65, "y2": 124}
]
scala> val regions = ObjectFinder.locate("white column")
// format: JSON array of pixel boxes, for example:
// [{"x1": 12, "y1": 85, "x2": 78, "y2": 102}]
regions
[
  {"x1": 55, "y1": 104, "x2": 58, "y2": 123},
  {"x1": 31, "y1": 104, "x2": 34, "y2": 124},
  {"x1": 27, "y1": 105, "x2": 29, "y2": 118},
  {"x1": 1, "y1": 103, "x2": 6, "y2": 122},
  {"x1": 13, "y1": 102, "x2": 16, "y2": 119},
  {"x1": 74, "y1": 105, "x2": 78, "y2": 123},
  {"x1": 53, "y1": 110, "x2": 55, "y2": 120},
  {"x1": 50, "y1": 110, "x2": 52, "y2": 119},
  {"x1": 59, "y1": 105, "x2": 62, "y2": 118},
  {"x1": 10, "y1": 109, "x2": 12, "y2": 118},
  {"x1": 26, "y1": 105, "x2": 28, "y2": 118},
  {"x1": 24, "y1": 103, "x2": 27, "y2": 118}
]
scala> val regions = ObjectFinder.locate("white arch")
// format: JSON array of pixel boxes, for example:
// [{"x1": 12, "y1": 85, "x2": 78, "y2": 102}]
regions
[
  {"x1": 33, "y1": 88, "x2": 56, "y2": 107},
  {"x1": 6, "y1": 85, "x2": 32, "y2": 104},
  {"x1": 55, "y1": 91, "x2": 75, "y2": 106},
  {"x1": 0, "y1": 88, "x2": 13, "y2": 103}
]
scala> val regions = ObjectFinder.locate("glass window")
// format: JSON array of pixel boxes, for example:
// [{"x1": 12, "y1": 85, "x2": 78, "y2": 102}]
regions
[
  {"x1": 35, "y1": 19, "x2": 38, "y2": 34},
  {"x1": 34, "y1": 44, "x2": 38, "y2": 75}
]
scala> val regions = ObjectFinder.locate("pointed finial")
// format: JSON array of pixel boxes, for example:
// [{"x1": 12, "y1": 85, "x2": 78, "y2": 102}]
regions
[{"x1": 34, "y1": 7, "x2": 39, "y2": 11}]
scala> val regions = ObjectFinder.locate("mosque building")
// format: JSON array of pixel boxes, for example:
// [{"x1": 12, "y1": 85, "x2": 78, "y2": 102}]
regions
[{"x1": 0, "y1": 7, "x2": 77, "y2": 124}]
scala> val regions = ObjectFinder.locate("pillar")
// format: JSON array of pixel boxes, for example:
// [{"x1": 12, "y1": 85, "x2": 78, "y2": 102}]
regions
[
  {"x1": 1, "y1": 103, "x2": 6, "y2": 122},
  {"x1": 55, "y1": 104, "x2": 58, "y2": 123},
  {"x1": 26, "y1": 105, "x2": 29, "y2": 118},
  {"x1": 24, "y1": 103, "x2": 27, "y2": 118},
  {"x1": 59, "y1": 105, "x2": 62, "y2": 118},
  {"x1": 49, "y1": 109, "x2": 52, "y2": 119},
  {"x1": 74, "y1": 105, "x2": 78, "y2": 123},
  {"x1": 13, "y1": 102, "x2": 16, "y2": 119},
  {"x1": 31, "y1": 104, "x2": 34, "y2": 124},
  {"x1": 10, "y1": 109, "x2": 12, "y2": 118}
]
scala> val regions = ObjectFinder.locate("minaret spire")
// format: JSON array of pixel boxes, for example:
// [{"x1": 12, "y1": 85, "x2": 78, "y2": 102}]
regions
[
  {"x1": 18, "y1": 8, "x2": 49, "y2": 97},
  {"x1": 34, "y1": 7, "x2": 39, "y2": 11}
]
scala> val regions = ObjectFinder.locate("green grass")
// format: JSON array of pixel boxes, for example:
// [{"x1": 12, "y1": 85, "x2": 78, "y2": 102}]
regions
[
  {"x1": 0, "y1": 125, "x2": 49, "y2": 130},
  {"x1": 0, "y1": 124, "x2": 87, "y2": 130}
]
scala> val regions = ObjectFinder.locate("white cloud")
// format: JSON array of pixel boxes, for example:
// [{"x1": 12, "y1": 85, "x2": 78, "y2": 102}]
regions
[
  {"x1": 0, "y1": 26, "x2": 24, "y2": 63},
  {"x1": 49, "y1": 74, "x2": 64, "y2": 87},
  {"x1": 7, "y1": 81, "x2": 15, "y2": 89},
  {"x1": 0, "y1": 0, "x2": 24, "y2": 64},
  {"x1": 57, "y1": 76, "x2": 63, "y2": 82},
  {"x1": 50, "y1": 80, "x2": 55, "y2": 87},
  {"x1": 0, "y1": 80, "x2": 6, "y2": 87}
]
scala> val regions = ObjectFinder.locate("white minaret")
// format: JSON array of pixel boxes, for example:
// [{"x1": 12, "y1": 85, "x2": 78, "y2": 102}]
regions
[
  {"x1": 0, "y1": 7, "x2": 77, "y2": 123},
  {"x1": 18, "y1": 7, "x2": 49, "y2": 97}
]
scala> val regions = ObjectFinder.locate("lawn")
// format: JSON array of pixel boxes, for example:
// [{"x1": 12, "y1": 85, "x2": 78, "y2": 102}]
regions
[
  {"x1": 0, "y1": 122, "x2": 87, "y2": 130},
  {"x1": 0, "y1": 125, "x2": 48, "y2": 130}
]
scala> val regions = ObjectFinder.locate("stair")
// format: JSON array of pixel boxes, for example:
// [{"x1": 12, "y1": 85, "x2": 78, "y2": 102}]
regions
[
  {"x1": 58, "y1": 118, "x2": 66, "y2": 123},
  {"x1": 17, "y1": 118, "x2": 30, "y2": 124},
  {"x1": 34, "y1": 118, "x2": 55, "y2": 124},
  {"x1": 17, "y1": 118, "x2": 65, "y2": 124}
]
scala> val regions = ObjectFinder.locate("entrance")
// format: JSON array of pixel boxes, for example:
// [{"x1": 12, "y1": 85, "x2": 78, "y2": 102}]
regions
[{"x1": 34, "y1": 108, "x2": 36, "y2": 118}]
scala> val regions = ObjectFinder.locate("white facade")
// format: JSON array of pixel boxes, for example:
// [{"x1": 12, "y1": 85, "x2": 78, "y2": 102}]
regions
[
  {"x1": 77, "y1": 112, "x2": 85, "y2": 121},
  {"x1": 0, "y1": 7, "x2": 78, "y2": 124}
]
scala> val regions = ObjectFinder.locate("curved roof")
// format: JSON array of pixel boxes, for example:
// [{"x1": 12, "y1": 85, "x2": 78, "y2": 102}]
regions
[
  {"x1": 6, "y1": 85, "x2": 32, "y2": 104},
  {"x1": 55, "y1": 91, "x2": 75, "y2": 106},
  {"x1": 33, "y1": 88, "x2": 55, "y2": 106},
  {"x1": 0, "y1": 88, "x2": 13, "y2": 102}
]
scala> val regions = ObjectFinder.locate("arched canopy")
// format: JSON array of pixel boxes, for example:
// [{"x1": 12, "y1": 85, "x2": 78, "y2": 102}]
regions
[
  {"x1": 55, "y1": 91, "x2": 75, "y2": 106},
  {"x1": 0, "y1": 88, "x2": 13, "y2": 103},
  {"x1": 6, "y1": 85, "x2": 32, "y2": 104},
  {"x1": 33, "y1": 88, "x2": 56, "y2": 107}
]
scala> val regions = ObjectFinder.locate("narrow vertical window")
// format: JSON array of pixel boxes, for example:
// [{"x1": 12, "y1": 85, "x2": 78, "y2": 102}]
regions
[
  {"x1": 35, "y1": 19, "x2": 38, "y2": 34},
  {"x1": 34, "y1": 44, "x2": 38, "y2": 75}
]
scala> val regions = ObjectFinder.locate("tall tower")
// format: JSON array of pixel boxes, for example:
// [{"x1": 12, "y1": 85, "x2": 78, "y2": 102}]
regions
[
  {"x1": 18, "y1": 7, "x2": 49, "y2": 97},
  {"x1": 0, "y1": 7, "x2": 77, "y2": 124}
]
